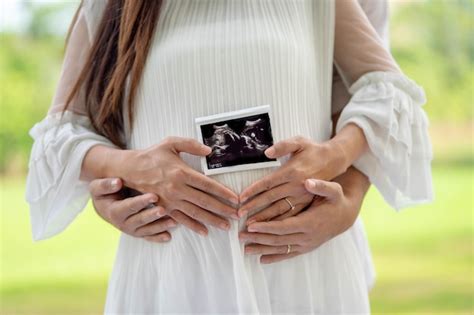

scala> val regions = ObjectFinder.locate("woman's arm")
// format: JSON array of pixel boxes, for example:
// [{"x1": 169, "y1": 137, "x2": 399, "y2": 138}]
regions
[{"x1": 334, "y1": 0, "x2": 433, "y2": 209}]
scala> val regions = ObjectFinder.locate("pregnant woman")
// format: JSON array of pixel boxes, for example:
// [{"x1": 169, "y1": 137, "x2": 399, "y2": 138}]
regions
[{"x1": 25, "y1": 0, "x2": 433, "y2": 313}]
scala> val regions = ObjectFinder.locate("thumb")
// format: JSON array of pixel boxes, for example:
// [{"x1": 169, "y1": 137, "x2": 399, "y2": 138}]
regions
[
  {"x1": 304, "y1": 179, "x2": 343, "y2": 201},
  {"x1": 265, "y1": 136, "x2": 305, "y2": 158},
  {"x1": 89, "y1": 178, "x2": 123, "y2": 197},
  {"x1": 169, "y1": 137, "x2": 212, "y2": 156}
]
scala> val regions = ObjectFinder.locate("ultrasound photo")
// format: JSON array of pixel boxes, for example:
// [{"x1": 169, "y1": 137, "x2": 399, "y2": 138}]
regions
[{"x1": 195, "y1": 105, "x2": 280, "y2": 175}]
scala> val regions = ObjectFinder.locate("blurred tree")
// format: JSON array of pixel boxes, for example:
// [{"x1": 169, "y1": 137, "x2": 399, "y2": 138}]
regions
[{"x1": 0, "y1": 0, "x2": 472, "y2": 173}]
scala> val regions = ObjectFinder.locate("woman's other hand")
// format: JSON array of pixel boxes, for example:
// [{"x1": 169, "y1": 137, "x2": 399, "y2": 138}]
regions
[
  {"x1": 111, "y1": 137, "x2": 240, "y2": 236},
  {"x1": 239, "y1": 125, "x2": 368, "y2": 221},
  {"x1": 90, "y1": 178, "x2": 177, "y2": 243},
  {"x1": 239, "y1": 167, "x2": 369, "y2": 264}
]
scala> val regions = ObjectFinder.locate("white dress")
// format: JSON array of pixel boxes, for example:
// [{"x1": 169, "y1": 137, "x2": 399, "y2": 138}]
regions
[{"x1": 25, "y1": 0, "x2": 433, "y2": 313}]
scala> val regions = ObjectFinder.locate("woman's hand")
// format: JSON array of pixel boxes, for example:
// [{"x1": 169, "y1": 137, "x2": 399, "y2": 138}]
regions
[
  {"x1": 239, "y1": 167, "x2": 370, "y2": 264},
  {"x1": 238, "y1": 136, "x2": 347, "y2": 221},
  {"x1": 90, "y1": 177, "x2": 177, "y2": 243},
  {"x1": 238, "y1": 125, "x2": 368, "y2": 222},
  {"x1": 85, "y1": 136, "x2": 240, "y2": 236}
]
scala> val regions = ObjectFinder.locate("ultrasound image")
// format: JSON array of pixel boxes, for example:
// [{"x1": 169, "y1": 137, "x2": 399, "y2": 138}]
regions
[{"x1": 200, "y1": 113, "x2": 276, "y2": 170}]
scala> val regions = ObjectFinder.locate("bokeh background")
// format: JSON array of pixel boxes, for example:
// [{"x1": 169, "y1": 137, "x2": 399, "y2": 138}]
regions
[{"x1": 0, "y1": 0, "x2": 472, "y2": 314}]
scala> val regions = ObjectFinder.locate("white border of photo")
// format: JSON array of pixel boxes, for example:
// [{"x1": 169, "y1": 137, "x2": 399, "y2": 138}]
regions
[{"x1": 195, "y1": 105, "x2": 281, "y2": 175}]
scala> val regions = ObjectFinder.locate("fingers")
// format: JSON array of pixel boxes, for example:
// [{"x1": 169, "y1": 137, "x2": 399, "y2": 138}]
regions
[
  {"x1": 124, "y1": 206, "x2": 167, "y2": 231},
  {"x1": 169, "y1": 210, "x2": 208, "y2": 236},
  {"x1": 112, "y1": 193, "x2": 159, "y2": 222},
  {"x1": 264, "y1": 136, "x2": 307, "y2": 159},
  {"x1": 175, "y1": 200, "x2": 231, "y2": 231},
  {"x1": 134, "y1": 217, "x2": 177, "y2": 237},
  {"x1": 247, "y1": 216, "x2": 303, "y2": 235},
  {"x1": 89, "y1": 178, "x2": 122, "y2": 197},
  {"x1": 181, "y1": 186, "x2": 238, "y2": 220},
  {"x1": 239, "y1": 231, "x2": 303, "y2": 246},
  {"x1": 246, "y1": 200, "x2": 307, "y2": 225},
  {"x1": 144, "y1": 231, "x2": 172, "y2": 243},
  {"x1": 164, "y1": 136, "x2": 211, "y2": 156},
  {"x1": 245, "y1": 199, "x2": 294, "y2": 225},
  {"x1": 270, "y1": 193, "x2": 314, "y2": 221},
  {"x1": 244, "y1": 243, "x2": 303, "y2": 256},
  {"x1": 239, "y1": 167, "x2": 291, "y2": 203},
  {"x1": 238, "y1": 183, "x2": 303, "y2": 217},
  {"x1": 185, "y1": 168, "x2": 239, "y2": 205},
  {"x1": 260, "y1": 252, "x2": 300, "y2": 264},
  {"x1": 305, "y1": 179, "x2": 343, "y2": 201}
]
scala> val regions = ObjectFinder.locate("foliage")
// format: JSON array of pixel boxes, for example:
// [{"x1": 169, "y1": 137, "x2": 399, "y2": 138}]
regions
[
  {"x1": 0, "y1": 0, "x2": 472, "y2": 172},
  {"x1": 390, "y1": 0, "x2": 473, "y2": 122}
]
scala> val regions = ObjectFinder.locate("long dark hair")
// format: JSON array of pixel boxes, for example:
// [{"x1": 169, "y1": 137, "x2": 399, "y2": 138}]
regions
[{"x1": 64, "y1": 0, "x2": 163, "y2": 148}]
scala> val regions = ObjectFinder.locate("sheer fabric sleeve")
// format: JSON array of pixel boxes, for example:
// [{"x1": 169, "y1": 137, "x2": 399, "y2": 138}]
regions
[
  {"x1": 331, "y1": 0, "x2": 390, "y2": 115},
  {"x1": 25, "y1": 2, "x2": 116, "y2": 241},
  {"x1": 333, "y1": 0, "x2": 433, "y2": 210}
]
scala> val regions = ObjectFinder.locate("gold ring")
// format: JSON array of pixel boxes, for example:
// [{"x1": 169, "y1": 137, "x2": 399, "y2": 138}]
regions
[
  {"x1": 284, "y1": 197, "x2": 295, "y2": 211},
  {"x1": 286, "y1": 244, "x2": 291, "y2": 254}
]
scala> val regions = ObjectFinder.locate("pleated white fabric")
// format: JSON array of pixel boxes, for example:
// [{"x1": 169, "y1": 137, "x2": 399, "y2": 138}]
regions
[
  {"x1": 105, "y1": 1, "x2": 371, "y2": 312},
  {"x1": 24, "y1": 0, "x2": 434, "y2": 313}
]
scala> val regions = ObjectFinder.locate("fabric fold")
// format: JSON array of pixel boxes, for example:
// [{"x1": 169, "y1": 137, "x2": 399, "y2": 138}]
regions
[
  {"x1": 336, "y1": 71, "x2": 434, "y2": 210},
  {"x1": 25, "y1": 110, "x2": 116, "y2": 240}
]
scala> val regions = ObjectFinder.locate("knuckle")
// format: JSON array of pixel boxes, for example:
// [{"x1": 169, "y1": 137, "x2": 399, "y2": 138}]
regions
[
  {"x1": 293, "y1": 167, "x2": 305, "y2": 179},
  {"x1": 262, "y1": 178, "x2": 272, "y2": 191},
  {"x1": 268, "y1": 237, "x2": 278, "y2": 246},
  {"x1": 166, "y1": 182, "x2": 180, "y2": 196},
  {"x1": 116, "y1": 222, "x2": 127, "y2": 232},
  {"x1": 196, "y1": 195, "x2": 208, "y2": 207},
  {"x1": 161, "y1": 136, "x2": 175, "y2": 146},
  {"x1": 294, "y1": 135, "x2": 305, "y2": 143},
  {"x1": 88, "y1": 181, "x2": 97, "y2": 193},
  {"x1": 138, "y1": 214, "x2": 147, "y2": 226},
  {"x1": 109, "y1": 210, "x2": 120, "y2": 222},
  {"x1": 170, "y1": 168, "x2": 185, "y2": 180},
  {"x1": 334, "y1": 183, "x2": 344, "y2": 196}
]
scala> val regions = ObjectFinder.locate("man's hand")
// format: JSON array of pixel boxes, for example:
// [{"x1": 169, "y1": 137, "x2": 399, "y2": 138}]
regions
[
  {"x1": 239, "y1": 167, "x2": 369, "y2": 264},
  {"x1": 90, "y1": 178, "x2": 177, "y2": 243}
]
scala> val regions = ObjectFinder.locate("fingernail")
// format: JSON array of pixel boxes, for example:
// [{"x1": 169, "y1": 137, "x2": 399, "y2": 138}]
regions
[
  {"x1": 230, "y1": 197, "x2": 239, "y2": 205},
  {"x1": 240, "y1": 196, "x2": 248, "y2": 204},
  {"x1": 244, "y1": 247, "x2": 253, "y2": 255},
  {"x1": 231, "y1": 213, "x2": 240, "y2": 220},
  {"x1": 248, "y1": 225, "x2": 257, "y2": 232},
  {"x1": 110, "y1": 178, "x2": 120, "y2": 189},
  {"x1": 160, "y1": 235, "x2": 171, "y2": 242},
  {"x1": 306, "y1": 179, "x2": 316, "y2": 189},
  {"x1": 149, "y1": 197, "x2": 158, "y2": 203},
  {"x1": 238, "y1": 210, "x2": 248, "y2": 218},
  {"x1": 246, "y1": 218, "x2": 256, "y2": 226},
  {"x1": 167, "y1": 221, "x2": 177, "y2": 228},
  {"x1": 220, "y1": 222, "x2": 230, "y2": 230},
  {"x1": 265, "y1": 147, "x2": 275, "y2": 157},
  {"x1": 199, "y1": 230, "x2": 208, "y2": 236},
  {"x1": 157, "y1": 207, "x2": 166, "y2": 216}
]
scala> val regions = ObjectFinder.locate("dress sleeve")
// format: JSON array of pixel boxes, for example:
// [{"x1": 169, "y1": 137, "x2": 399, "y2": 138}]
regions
[
  {"x1": 331, "y1": 0, "x2": 390, "y2": 115},
  {"x1": 333, "y1": 0, "x2": 433, "y2": 210},
  {"x1": 25, "y1": 2, "x2": 116, "y2": 241}
]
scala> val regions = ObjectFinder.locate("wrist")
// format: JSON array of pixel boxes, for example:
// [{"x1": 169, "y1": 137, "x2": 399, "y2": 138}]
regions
[
  {"x1": 104, "y1": 147, "x2": 136, "y2": 180},
  {"x1": 81, "y1": 144, "x2": 135, "y2": 181},
  {"x1": 328, "y1": 123, "x2": 368, "y2": 171},
  {"x1": 334, "y1": 167, "x2": 370, "y2": 207}
]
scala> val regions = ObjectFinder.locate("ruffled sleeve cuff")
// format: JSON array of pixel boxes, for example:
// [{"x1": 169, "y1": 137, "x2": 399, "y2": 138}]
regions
[
  {"x1": 25, "y1": 111, "x2": 117, "y2": 240},
  {"x1": 335, "y1": 71, "x2": 434, "y2": 210}
]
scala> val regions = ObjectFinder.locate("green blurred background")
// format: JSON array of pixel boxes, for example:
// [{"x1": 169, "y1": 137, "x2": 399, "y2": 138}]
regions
[{"x1": 0, "y1": 0, "x2": 472, "y2": 314}]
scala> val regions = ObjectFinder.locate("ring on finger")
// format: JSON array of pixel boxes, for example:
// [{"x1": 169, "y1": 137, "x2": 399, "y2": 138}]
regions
[
  {"x1": 286, "y1": 244, "x2": 291, "y2": 254},
  {"x1": 284, "y1": 197, "x2": 295, "y2": 211}
]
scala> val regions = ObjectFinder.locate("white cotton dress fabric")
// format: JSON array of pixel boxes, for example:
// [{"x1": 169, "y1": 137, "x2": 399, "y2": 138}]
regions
[{"x1": 25, "y1": 0, "x2": 433, "y2": 313}]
